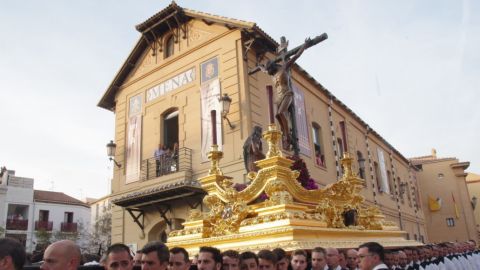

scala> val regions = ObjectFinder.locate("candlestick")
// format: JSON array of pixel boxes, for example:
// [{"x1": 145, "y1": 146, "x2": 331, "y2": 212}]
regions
[
  {"x1": 211, "y1": 110, "x2": 217, "y2": 145},
  {"x1": 266, "y1": 85, "x2": 274, "y2": 124}
]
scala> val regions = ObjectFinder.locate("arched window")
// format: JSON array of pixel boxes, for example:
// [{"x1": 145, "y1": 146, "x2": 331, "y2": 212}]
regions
[
  {"x1": 164, "y1": 35, "x2": 174, "y2": 58},
  {"x1": 312, "y1": 123, "x2": 325, "y2": 167}
]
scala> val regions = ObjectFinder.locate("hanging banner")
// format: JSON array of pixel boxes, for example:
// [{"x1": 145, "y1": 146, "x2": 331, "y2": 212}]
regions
[
  {"x1": 292, "y1": 84, "x2": 311, "y2": 156},
  {"x1": 126, "y1": 94, "x2": 142, "y2": 183},
  {"x1": 377, "y1": 148, "x2": 390, "y2": 193},
  {"x1": 200, "y1": 78, "x2": 222, "y2": 161}
]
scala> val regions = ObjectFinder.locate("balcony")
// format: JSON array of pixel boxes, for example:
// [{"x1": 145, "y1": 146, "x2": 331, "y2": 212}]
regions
[
  {"x1": 35, "y1": 221, "x2": 53, "y2": 231},
  {"x1": 6, "y1": 219, "x2": 28, "y2": 231},
  {"x1": 141, "y1": 147, "x2": 192, "y2": 181},
  {"x1": 60, "y1": 222, "x2": 77, "y2": 233}
]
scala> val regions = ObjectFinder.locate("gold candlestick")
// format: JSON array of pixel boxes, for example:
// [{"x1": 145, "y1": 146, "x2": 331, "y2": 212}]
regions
[
  {"x1": 263, "y1": 124, "x2": 283, "y2": 158},
  {"x1": 207, "y1": 144, "x2": 223, "y2": 175}
]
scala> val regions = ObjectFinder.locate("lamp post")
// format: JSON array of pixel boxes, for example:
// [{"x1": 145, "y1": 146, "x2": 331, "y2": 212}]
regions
[
  {"x1": 219, "y1": 93, "x2": 235, "y2": 129},
  {"x1": 106, "y1": 140, "x2": 121, "y2": 168}
]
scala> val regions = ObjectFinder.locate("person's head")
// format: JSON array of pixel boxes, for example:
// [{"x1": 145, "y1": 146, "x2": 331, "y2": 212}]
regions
[
  {"x1": 290, "y1": 250, "x2": 307, "y2": 270},
  {"x1": 383, "y1": 252, "x2": 392, "y2": 268},
  {"x1": 222, "y1": 250, "x2": 240, "y2": 270},
  {"x1": 397, "y1": 251, "x2": 407, "y2": 268},
  {"x1": 326, "y1": 248, "x2": 339, "y2": 268},
  {"x1": 41, "y1": 240, "x2": 81, "y2": 270},
  {"x1": 0, "y1": 238, "x2": 26, "y2": 270},
  {"x1": 410, "y1": 248, "x2": 419, "y2": 262},
  {"x1": 240, "y1": 252, "x2": 258, "y2": 270},
  {"x1": 346, "y1": 249, "x2": 358, "y2": 270},
  {"x1": 402, "y1": 249, "x2": 412, "y2": 263},
  {"x1": 391, "y1": 252, "x2": 399, "y2": 267},
  {"x1": 258, "y1": 250, "x2": 277, "y2": 270},
  {"x1": 272, "y1": 249, "x2": 288, "y2": 270},
  {"x1": 311, "y1": 247, "x2": 326, "y2": 270},
  {"x1": 169, "y1": 247, "x2": 190, "y2": 270},
  {"x1": 338, "y1": 250, "x2": 347, "y2": 269},
  {"x1": 134, "y1": 251, "x2": 143, "y2": 267},
  {"x1": 141, "y1": 241, "x2": 170, "y2": 270},
  {"x1": 104, "y1": 243, "x2": 133, "y2": 270},
  {"x1": 358, "y1": 242, "x2": 384, "y2": 270},
  {"x1": 198, "y1": 247, "x2": 222, "y2": 270}
]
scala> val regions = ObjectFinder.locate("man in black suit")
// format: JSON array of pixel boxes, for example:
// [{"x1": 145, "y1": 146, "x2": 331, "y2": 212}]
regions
[{"x1": 357, "y1": 242, "x2": 388, "y2": 270}]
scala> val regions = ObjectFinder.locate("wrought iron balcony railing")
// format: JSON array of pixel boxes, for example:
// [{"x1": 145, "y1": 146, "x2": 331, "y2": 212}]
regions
[
  {"x1": 141, "y1": 147, "x2": 192, "y2": 181},
  {"x1": 6, "y1": 219, "x2": 28, "y2": 230},
  {"x1": 35, "y1": 221, "x2": 53, "y2": 231},
  {"x1": 60, "y1": 222, "x2": 77, "y2": 233}
]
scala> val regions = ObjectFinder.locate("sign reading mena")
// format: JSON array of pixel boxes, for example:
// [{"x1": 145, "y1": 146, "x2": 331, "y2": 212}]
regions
[{"x1": 146, "y1": 67, "x2": 196, "y2": 102}]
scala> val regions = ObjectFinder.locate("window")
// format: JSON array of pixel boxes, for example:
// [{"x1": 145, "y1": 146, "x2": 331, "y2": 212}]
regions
[
  {"x1": 64, "y1": 212, "x2": 74, "y2": 223},
  {"x1": 386, "y1": 171, "x2": 395, "y2": 197},
  {"x1": 357, "y1": 151, "x2": 366, "y2": 180},
  {"x1": 164, "y1": 35, "x2": 174, "y2": 58},
  {"x1": 337, "y1": 138, "x2": 344, "y2": 158},
  {"x1": 374, "y1": 162, "x2": 381, "y2": 191},
  {"x1": 39, "y1": 210, "x2": 49, "y2": 222},
  {"x1": 446, "y1": 218, "x2": 455, "y2": 227},
  {"x1": 312, "y1": 123, "x2": 325, "y2": 167}
]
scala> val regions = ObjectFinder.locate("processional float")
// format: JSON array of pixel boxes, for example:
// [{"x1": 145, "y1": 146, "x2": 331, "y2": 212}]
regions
[{"x1": 167, "y1": 34, "x2": 420, "y2": 254}]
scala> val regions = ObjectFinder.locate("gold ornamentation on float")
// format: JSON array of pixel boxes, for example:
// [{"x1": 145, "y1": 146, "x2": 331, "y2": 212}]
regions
[{"x1": 168, "y1": 124, "x2": 411, "y2": 248}]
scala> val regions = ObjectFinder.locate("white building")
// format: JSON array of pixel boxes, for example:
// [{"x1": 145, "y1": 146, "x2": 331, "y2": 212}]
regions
[
  {"x1": 89, "y1": 195, "x2": 111, "y2": 228},
  {"x1": 0, "y1": 169, "x2": 35, "y2": 251},
  {"x1": 0, "y1": 168, "x2": 90, "y2": 252}
]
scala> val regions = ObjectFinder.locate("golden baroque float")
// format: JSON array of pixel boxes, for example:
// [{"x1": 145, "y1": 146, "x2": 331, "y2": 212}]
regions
[{"x1": 167, "y1": 124, "x2": 419, "y2": 253}]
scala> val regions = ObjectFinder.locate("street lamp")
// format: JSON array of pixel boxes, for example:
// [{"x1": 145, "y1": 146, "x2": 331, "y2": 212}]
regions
[
  {"x1": 219, "y1": 93, "x2": 235, "y2": 129},
  {"x1": 106, "y1": 140, "x2": 121, "y2": 168}
]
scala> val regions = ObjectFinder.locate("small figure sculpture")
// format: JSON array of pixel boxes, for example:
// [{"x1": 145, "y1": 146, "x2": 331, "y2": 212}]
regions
[{"x1": 243, "y1": 126, "x2": 265, "y2": 172}]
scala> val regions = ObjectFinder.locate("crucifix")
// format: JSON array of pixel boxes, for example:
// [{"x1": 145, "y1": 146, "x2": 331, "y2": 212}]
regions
[{"x1": 249, "y1": 33, "x2": 328, "y2": 156}]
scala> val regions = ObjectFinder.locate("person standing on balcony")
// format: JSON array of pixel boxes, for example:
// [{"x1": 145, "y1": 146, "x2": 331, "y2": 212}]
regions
[
  {"x1": 0, "y1": 237, "x2": 26, "y2": 270},
  {"x1": 154, "y1": 144, "x2": 165, "y2": 177}
]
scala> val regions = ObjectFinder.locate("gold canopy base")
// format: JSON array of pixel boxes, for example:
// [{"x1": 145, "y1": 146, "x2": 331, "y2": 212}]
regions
[
  {"x1": 167, "y1": 209, "x2": 419, "y2": 254},
  {"x1": 167, "y1": 125, "x2": 422, "y2": 254}
]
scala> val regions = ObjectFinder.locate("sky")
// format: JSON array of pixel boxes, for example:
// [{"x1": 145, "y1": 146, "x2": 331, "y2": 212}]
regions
[{"x1": 0, "y1": 0, "x2": 479, "y2": 200}]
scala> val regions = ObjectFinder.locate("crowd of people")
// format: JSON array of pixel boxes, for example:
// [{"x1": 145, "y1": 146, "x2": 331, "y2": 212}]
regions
[{"x1": 1, "y1": 237, "x2": 479, "y2": 270}]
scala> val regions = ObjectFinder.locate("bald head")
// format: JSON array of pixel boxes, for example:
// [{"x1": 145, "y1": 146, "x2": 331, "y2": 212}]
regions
[
  {"x1": 41, "y1": 240, "x2": 81, "y2": 270},
  {"x1": 326, "y1": 248, "x2": 339, "y2": 268},
  {"x1": 346, "y1": 249, "x2": 358, "y2": 269}
]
